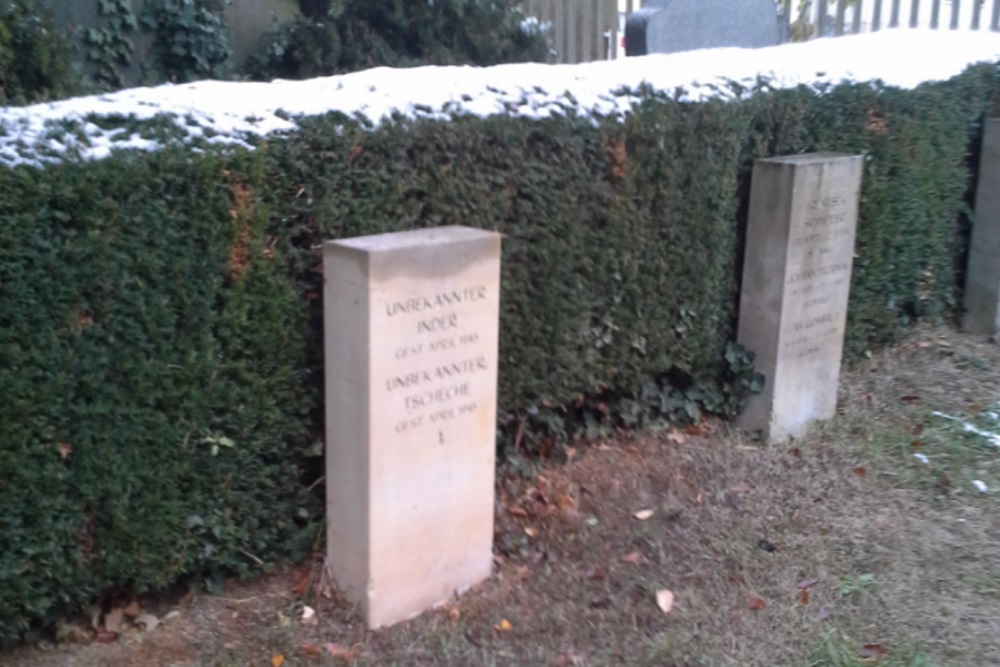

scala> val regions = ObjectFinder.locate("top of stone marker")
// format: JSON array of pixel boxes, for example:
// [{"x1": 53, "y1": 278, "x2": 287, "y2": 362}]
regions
[
  {"x1": 327, "y1": 226, "x2": 498, "y2": 254},
  {"x1": 760, "y1": 152, "x2": 863, "y2": 165}
]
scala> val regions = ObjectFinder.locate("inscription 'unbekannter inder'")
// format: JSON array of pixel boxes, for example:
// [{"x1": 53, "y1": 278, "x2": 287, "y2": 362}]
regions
[{"x1": 385, "y1": 287, "x2": 487, "y2": 317}]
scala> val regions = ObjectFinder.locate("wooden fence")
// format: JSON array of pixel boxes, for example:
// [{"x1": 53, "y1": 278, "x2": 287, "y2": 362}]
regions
[
  {"x1": 783, "y1": 0, "x2": 1000, "y2": 39},
  {"x1": 521, "y1": 0, "x2": 621, "y2": 63}
]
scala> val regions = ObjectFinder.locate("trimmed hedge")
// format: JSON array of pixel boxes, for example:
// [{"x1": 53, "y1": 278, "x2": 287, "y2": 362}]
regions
[{"x1": 1, "y1": 62, "x2": 998, "y2": 642}]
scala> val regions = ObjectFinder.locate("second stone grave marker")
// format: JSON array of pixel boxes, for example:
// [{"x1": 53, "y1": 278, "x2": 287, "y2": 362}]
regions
[
  {"x1": 738, "y1": 153, "x2": 864, "y2": 442},
  {"x1": 964, "y1": 118, "x2": 1000, "y2": 336}
]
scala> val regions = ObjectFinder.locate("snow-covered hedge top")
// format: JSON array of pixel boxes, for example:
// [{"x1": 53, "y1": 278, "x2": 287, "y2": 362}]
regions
[{"x1": 2, "y1": 30, "x2": 999, "y2": 169}]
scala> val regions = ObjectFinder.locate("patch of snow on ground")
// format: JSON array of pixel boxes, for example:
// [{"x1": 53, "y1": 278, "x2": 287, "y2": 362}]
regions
[
  {"x1": 2, "y1": 30, "x2": 999, "y2": 168},
  {"x1": 932, "y1": 411, "x2": 1000, "y2": 449}
]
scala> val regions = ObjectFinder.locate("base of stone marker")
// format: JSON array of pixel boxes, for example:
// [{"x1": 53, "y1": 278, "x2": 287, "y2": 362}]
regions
[{"x1": 324, "y1": 226, "x2": 501, "y2": 629}]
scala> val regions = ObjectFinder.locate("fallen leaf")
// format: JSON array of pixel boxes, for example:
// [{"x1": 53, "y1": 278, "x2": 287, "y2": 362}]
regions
[
  {"x1": 797, "y1": 578, "x2": 818, "y2": 590},
  {"x1": 854, "y1": 467, "x2": 867, "y2": 478},
  {"x1": 121, "y1": 601, "x2": 141, "y2": 618},
  {"x1": 859, "y1": 644, "x2": 888, "y2": 661},
  {"x1": 913, "y1": 423, "x2": 925, "y2": 436},
  {"x1": 900, "y1": 395, "x2": 921, "y2": 403},
  {"x1": 302, "y1": 643, "x2": 323, "y2": 657},
  {"x1": 910, "y1": 439, "x2": 924, "y2": 449},
  {"x1": 666, "y1": 430, "x2": 686, "y2": 445},
  {"x1": 633, "y1": 509, "x2": 654, "y2": 521},
  {"x1": 819, "y1": 524, "x2": 833, "y2": 535},
  {"x1": 135, "y1": 613, "x2": 159, "y2": 632},
  {"x1": 448, "y1": 606, "x2": 461, "y2": 621},
  {"x1": 971, "y1": 403, "x2": 983, "y2": 413},
  {"x1": 301, "y1": 605, "x2": 317, "y2": 625},
  {"x1": 94, "y1": 630, "x2": 118, "y2": 644},
  {"x1": 326, "y1": 643, "x2": 358, "y2": 660},
  {"x1": 277, "y1": 611, "x2": 291, "y2": 627},
  {"x1": 103, "y1": 607, "x2": 124, "y2": 634},
  {"x1": 655, "y1": 589, "x2": 675, "y2": 614},
  {"x1": 621, "y1": 551, "x2": 645, "y2": 565},
  {"x1": 588, "y1": 595, "x2": 611, "y2": 609},
  {"x1": 272, "y1": 654, "x2": 286, "y2": 667},
  {"x1": 495, "y1": 618, "x2": 512, "y2": 632},
  {"x1": 292, "y1": 568, "x2": 310, "y2": 597},
  {"x1": 938, "y1": 473, "x2": 951, "y2": 491},
  {"x1": 815, "y1": 605, "x2": 831, "y2": 621},
  {"x1": 524, "y1": 526, "x2": 539, "y2": 538},
  {"x1": 800, "y1": 589, "x2": 809, "y2": 605},
  {"x1": 507, "y1": 506, "x2": 529, "y2": 518},
  {"x1": 746, "y1": 597, "x2": 766, "y2": 610},
  {"x1": 683, "y1": 420, "x2": 706, "y2": 436},
  {"x1": 57, "y1": 443, "x2": 72, "y2": 460},
  {"x1": 565, "y1": 447, "x2": 578, "y2": 462},
  {"x1": 556, "y1": 491, "x2": 576, "y2": 512},
  {"x1": 552, "y1": 654, "x2": 573, "y2": 667},
  {"x1": 586, "y1": 565, "x2": 606, "y2": 581},
  {"x1": 791, "y1": 447, "x2": 801, "y2": 458}
]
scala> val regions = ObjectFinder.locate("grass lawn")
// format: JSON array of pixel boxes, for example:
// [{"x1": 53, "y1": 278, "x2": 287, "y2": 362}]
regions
[{"x1": 4, "y1": 327, "x2": 999, "y2": 667}]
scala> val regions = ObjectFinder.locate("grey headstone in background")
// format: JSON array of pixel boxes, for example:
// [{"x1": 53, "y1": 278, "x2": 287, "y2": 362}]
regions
[
  {"x1": 626, "y1": 0, "x2": 783, "y2": 56},
  {"x1": 964, "y1": 118, "x2": 1000, "y2": 336}
]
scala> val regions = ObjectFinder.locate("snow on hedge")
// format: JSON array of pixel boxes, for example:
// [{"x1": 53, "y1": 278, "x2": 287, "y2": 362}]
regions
[{"x1": 2, "y1": 29, "x2": 999, "y2": 168}]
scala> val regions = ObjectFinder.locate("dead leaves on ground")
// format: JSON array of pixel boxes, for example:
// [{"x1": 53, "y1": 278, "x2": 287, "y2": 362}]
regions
[
  {"x1": 859, "y1": 643, "x2": 889, "y2": 661},
  {"x1": 59, "y1": 600, "x2": 163, "y2": 645},
  {"x1": 299, "y1": 642, "x2": 360, "y2": 662}
]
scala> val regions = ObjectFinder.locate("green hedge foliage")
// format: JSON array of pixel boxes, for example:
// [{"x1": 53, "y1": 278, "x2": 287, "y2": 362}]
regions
[{"x1": 1, "y1": 63, "x2": 997, "y2": 642}]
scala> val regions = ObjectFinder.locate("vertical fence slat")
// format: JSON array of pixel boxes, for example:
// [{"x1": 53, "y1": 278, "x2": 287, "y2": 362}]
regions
[
  {"x1": 872, "y1": 0, "x2": 883, "y2": 30},
  {"x1": 783, "y1": 0, "x2": 793, "y2": 38},
  {"x1": 816, "y1": 0, "x2": 828, "y2": 36},
  {"x1": 835, "y1": 0, "x2": 848, "y2": 34},
  {"x1": 593, "y1": 0, "x2": 602, "y2": 61},
  {"x1": 950, "y1": 0, "x2": 961, "y2": 28},
  {"x1": 852, "y1": 0, "x2": 864, "y2": 33},
  {"x1": 561, "y1": 0, "x2": 572, "y2": 63},
  {"x1": 594, "y1": 0, "x2": 603, "y2": 61},
  {"x1": 607, "y1": 0, "x2": 617, "y2": 59},
  {"x1": 889, "y1": 0, "x2": 901, "y2": 27},
  {"x1": 973, "y1": 0, "x2": 984, "y2": 29},
  {"x1": 909, "y1": 0, "x2": 920, "y2": 27},
  {"x1": 930, "y1": 0, "x2": 941, "y2": 28},
  {"x1": 992, "y1": 0, "x2": 1000, "y2": 31}
]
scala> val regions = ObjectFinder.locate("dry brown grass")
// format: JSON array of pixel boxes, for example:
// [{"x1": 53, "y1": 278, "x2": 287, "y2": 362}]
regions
[{"x1": 5, "y1": 327, "x2": 1000, "y2": 667}]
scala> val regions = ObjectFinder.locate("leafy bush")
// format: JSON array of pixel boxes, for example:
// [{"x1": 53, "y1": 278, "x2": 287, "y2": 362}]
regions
[
  {"x1": 0, "y1": 0, "x2": 77, "y2": 104},
  {"x1": 0, "y1": 149, "x2": 317, "y2": 645},
  {"x1": 246, "y1": 0, "x2": 548, "y2": 81},
  {"x1": 1, "y1": 62, "x2": 997, "y2": 643},
  {"x1": 141, "y1": 0, "x2": 233, "y2": 83}
]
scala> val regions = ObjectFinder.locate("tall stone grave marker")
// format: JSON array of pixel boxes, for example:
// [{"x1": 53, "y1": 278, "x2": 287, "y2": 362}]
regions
[
  {"x1": 964, "y1": 118, "x2": 1000, "y2": 335},
  {"x1": 324, "y1": 226, "x2": 501, "y2": 628},
  {"x1": 625, "y1": 0, "x2": 782, "y2": 57},
  {"x1": 738, "y1": 153, "x2": 864, "y2": 442}
]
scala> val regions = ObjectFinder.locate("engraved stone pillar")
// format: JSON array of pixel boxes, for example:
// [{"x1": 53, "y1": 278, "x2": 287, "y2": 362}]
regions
[
  {"x1": 964, "y1": 118, "x2": 1000, "y2": 336},
  {"x1": 323, "y1": 226, "x2": 501, "y2": 628},
  {"x1": 737, "y1": 153, "x2": 864, "y2": 442}
]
